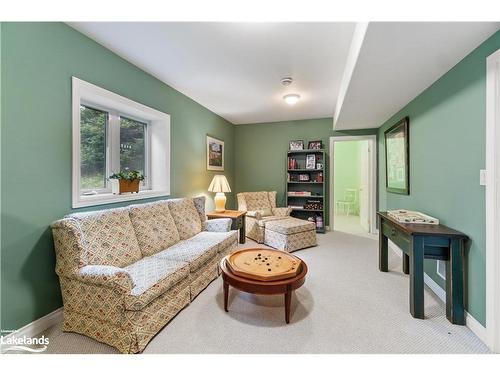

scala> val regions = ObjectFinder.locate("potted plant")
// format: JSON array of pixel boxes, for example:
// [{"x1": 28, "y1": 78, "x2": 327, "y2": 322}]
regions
[{"x1": 109, "y1": 168, "x2": 145, "y2": 194}]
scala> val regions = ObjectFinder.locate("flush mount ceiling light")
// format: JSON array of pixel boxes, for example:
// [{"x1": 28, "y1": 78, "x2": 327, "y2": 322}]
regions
[{"x1": 283, "y1": 93, "x2": 301, "y2": 105}]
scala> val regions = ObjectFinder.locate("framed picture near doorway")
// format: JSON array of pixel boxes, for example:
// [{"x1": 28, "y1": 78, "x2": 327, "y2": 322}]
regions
[
  {"x1": 206, "y1": 135, "x2": 224, "y2": 171},
  {"x1": 384, "y1": 117, "x2": 409, "y2": 195}
]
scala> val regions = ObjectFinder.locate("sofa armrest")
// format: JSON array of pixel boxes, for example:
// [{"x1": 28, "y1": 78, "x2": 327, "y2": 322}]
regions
[
  {"x1": 272, "y1": 207, "x2": 292, "y2": 217},
  {"x1": 205, "y1": 218, "x2": 232, "y2": 232},
  {"x1": 246, "y1": 211, "x2": 262, "y2": 220},
  {"x1": 75, "y1": 265, "x2": 134, "y2": 292}
]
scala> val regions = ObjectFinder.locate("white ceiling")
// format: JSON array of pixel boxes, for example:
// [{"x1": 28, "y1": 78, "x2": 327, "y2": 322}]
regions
[
  {"x1": 69, "y1": 22, "x2": 499, "y2": 128},
  {"x1": 334, "y1": 22, "x2": 500, "y2": 130},
  {"x1": 69, "y1": 22, "x2": 355, "y2": 125}
]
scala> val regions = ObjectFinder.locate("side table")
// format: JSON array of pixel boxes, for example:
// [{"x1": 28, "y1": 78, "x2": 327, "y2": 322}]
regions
[{"x1": 207, "y1": 210, "x2": 246, "y2": 244}]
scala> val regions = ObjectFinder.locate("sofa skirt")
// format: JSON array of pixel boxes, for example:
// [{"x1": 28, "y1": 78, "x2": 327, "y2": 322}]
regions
[{"x1": 62, "y1": 277, "x2": 191, "y2": 354}]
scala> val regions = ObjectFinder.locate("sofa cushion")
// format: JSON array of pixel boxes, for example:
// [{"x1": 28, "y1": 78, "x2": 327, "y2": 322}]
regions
[
  {"x1": 167, "y1": 198, "x2": 203, "y2": 240},
  {"x1": 123, "y1": 256, "x2": 189, "y2": 310},
  {"x1": 188, "y1": 231, "x2": 238, "y2": 254},
  {"x1": 192, "y1": 196, "x2": 207, "y2": 225},
  {"x1": 256, "y1": 216, "x2": 287, "y2": 228},
  {"x1": 129, "y1": 201, "x2": 180, "y2": 257},
  {"x1": 243, "y1": 191, "x2": 272, "y2": 211},
  {"x1": 265, "y1": 217, "x2": 316, "y2": 235},
  {"x1": 66, "y1": 208, "x2": 142, "y2": 268},
  {"x1": 154, "y1": 239, "x2": 218, "y2": 272}
]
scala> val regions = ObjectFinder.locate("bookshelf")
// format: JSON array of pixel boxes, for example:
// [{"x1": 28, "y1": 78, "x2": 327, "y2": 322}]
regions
[{"x1": 286, "y1": 149, "x2": 326, "y2": 233}]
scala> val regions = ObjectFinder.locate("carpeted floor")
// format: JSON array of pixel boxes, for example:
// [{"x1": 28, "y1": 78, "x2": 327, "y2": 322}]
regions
[{"x1": 40, "y1": 230, "x2": 489, "y2": 354}]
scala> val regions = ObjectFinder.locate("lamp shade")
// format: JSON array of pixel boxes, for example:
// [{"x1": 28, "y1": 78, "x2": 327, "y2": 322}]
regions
[{"x1": 208, "y1": 175, "x2": 231, "y2": 193}]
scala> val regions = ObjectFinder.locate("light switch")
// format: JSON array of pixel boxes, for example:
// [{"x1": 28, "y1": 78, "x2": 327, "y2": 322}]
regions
[{"x1": 480, "y1": 169, "x2": 487, "y2": 186}]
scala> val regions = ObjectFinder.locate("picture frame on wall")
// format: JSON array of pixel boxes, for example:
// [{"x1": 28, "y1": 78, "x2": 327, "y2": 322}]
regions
[
  {"x1": 289, "y1": 140, "x2": 304, "y2": 151},
  {"x1": 206, "y1": 135, "x2": 224, "y2": 171},
  {"x1": 308, "y1": 140, "x2": 323, "y2": 150},
  {"x1": 384, "y1": 117, "x2": 409, "y2": 195},
  {"x1": 305, "y1": 154, "x2": 316, "y2": 170}
]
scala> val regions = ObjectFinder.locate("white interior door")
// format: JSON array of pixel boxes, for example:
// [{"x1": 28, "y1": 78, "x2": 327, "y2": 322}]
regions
[{"x1": 359, "y1": 141, "x2": 370, "y2": 232}]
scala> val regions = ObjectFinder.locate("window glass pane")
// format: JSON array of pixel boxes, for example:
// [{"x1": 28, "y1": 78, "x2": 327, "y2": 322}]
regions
[
  {"x1": 80, "y1": 105, "x2": 107, "y2": 190},
  {"x1": 120, "y1": 117, "x2": 146, "y2": 177}
]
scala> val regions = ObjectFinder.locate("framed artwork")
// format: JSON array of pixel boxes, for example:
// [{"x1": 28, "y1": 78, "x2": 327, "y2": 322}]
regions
[
  {"x1": 308, "y1": 140, "x2": 323, "y2": 150},
  {"x1": 384, "y1": 117, "x2": 409, "y2": 194},
  {"x1": 306, "y1": 154, "x2": 316, "y2": 170},
  {"x1": 206, "y1": 135, "x2": 224, "y2": 171},
  {"x1": 289, "y1": 140, "x2": 304, "y2": 151}
]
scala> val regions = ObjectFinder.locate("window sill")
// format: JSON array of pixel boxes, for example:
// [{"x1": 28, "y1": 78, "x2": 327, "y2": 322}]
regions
[{"x1": 72, "y1": 190, "x2": 170, "y2": 208}]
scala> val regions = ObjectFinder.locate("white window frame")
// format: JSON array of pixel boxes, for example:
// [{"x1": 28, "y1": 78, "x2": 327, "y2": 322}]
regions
[{"x1": 72, "y1": 77, "x2": 170, "y2": 208}]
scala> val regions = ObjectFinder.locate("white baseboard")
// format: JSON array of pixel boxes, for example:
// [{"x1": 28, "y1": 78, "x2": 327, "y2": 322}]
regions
[
  {"x1": 1, "y1": 307, "x2": 63, "y2": 351},
  {"x1": 387, "y1": 241, "x2": 487, "y2": 344}
]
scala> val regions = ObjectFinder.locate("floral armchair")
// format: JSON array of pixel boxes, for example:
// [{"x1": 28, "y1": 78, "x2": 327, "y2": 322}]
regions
[{"x1": 237, "y1": 191, "x2": 292, "y2": 243}]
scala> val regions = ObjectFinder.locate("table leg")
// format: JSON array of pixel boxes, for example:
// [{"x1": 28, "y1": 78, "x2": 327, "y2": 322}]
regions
[
  {"x1": 446, "y1": 239, "x2": 465, "y2": 325},
  {"x1": 285, "y1": 287, "x2": 292, "y2": 324},
  {"x1": 410, "y1": 236, "x2": 425, "y2": 319},
  {"x1": 240, "y1": 216, "x2": 246, "y2": 244},
  {"x1": 379, "y1": 218, "x2": 388, "y2": 272},
  {"x1": 403, "y1": 254, "x2": 410, "y2": 274},
  {"x1": 223, "y1": 280, "x2": 229, "y2": 312}
]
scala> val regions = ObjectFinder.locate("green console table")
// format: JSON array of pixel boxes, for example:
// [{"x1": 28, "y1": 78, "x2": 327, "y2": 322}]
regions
[{"x1": 377, "y1": 211, "x2": 468, "y2": 325}]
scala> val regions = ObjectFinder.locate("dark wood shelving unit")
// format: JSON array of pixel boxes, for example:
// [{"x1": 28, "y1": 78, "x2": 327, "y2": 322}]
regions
[{"x1": 286, "y1": 149, "x2": 326, "y2": 233}]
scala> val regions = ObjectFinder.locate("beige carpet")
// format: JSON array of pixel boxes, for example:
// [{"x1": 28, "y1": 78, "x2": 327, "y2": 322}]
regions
[{"x1": 39, "y1": 230, "x2": 489, "y2": 354}]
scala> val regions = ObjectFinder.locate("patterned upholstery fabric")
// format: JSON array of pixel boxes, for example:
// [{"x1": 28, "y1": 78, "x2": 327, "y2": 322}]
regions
[
  {"x1": 123, "y1": 257, "x2": 189, "y2": 310},
  {"x1": 167, "y1": 198, "x2": 203, "y2": 240},
  {"x1": 129, "y1": 201, "x2": 180, "y2": 257},
  {"x1": 154, "y1": 239, "x2": 218, "y2": 272},
  {"x1": 52, "y1": 218, "x2": 87, "y2": 275},
  {"x1": 77, "y1": 264, "x2": 134, "y2": 291},
  {"x1": 205, "y1": 218, "x2": 232, "y2": 232},
  {"x1": 192, "y1": 196, "x2": 207, "y2": 224},
  {"x1": 237, "y1": 191, "x2": 291, "y2": 243},
  {"x1": 272, "y1": 207, "x2": 293, "y2": 217},
  {"x1": 264, "y1": 220, "x2": 317, "y2": 252},
  {"x1": 239, "y1": 191, "x2": 272, "y2": 211},
  {"x1": 188, "y1": 231, "x2": 238, "y2": 253},
  {"x1": 63, "y1": 277, "x2": 191, "y2": 353},
  {"x1": 265, "y1": 218, "x2": 316, "y2": 235},
  {"x1": 51, "y1": 197, "x2": 236, "y2": 354},
  {"x1": 66, "y1": 208, "x2": 142, "y2": 268},
  {"x1": 188, "y1": 256, "x2": 219, "y2": 299}
]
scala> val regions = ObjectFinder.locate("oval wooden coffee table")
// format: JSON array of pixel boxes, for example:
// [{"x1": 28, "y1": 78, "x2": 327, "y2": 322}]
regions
[{"x1": 220, "y1": 248, "x2": 308, "y2": 324}]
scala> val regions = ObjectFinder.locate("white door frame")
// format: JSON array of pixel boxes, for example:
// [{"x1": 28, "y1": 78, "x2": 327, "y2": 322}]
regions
[
  {"x1": 486, "y1": 48, "x2": 500, "y2": 352},
  {"x1": 329, "y1": 135, "x2": 377, "y2": 234}
]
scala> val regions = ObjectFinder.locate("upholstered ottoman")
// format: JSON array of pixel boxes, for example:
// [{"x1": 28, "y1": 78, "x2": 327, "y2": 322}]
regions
[{"x1": 264, "y1": 218, "x2": 317, "y2": 252}]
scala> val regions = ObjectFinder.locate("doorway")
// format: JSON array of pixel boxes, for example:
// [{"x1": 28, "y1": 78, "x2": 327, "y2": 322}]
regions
[{"x1": 329, "y1": 135, "x2": 377, "y2": 237}]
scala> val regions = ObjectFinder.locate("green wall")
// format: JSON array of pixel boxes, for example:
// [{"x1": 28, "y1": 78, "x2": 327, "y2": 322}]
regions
[
  {"x1": 378, "y1": 30, "x2": 500, "y2": 326},
  {"x1": 234, "y1": 118, "x2": 377, "y2": 225},
  {"x1": 0, "y1": 22, "x2": 235, "y2": 331},
  {"x1": 333, "y1": 140, "x2": 363, "y2": 215}
]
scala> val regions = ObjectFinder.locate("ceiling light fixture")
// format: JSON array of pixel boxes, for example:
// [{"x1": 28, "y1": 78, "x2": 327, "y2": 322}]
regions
[{"x1": 283, "y1": 93, "x2": 300, "y2": 105}]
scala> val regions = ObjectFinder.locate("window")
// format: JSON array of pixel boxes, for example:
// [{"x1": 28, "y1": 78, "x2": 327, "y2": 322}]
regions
[
  {"x1": 72, "y1": 77, "x2": 170, "y2": 208},
  {"x1": 80, "y1": 105, "x2": 107, "y2": 191},
  {"x1": 79, "y1": 105, "x2": 151, "y2": 194}
]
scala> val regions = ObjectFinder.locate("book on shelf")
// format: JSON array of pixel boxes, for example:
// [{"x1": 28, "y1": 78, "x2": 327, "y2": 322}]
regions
[
  {"x1": 288, "y1": 205, "x2": 304, "y2": 210},
  {"x1": 288, "y1": 191, "x2": 312, "y2": 197}
]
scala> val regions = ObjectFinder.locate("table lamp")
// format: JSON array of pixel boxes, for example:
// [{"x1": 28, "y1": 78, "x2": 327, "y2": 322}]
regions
[{"x1": 208, "y1": 175, "x2": 231, "y2": 212}]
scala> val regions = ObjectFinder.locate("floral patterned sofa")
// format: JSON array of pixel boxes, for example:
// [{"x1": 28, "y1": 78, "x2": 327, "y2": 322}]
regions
[
  {"x1": 236, "y1": 191, "x2": 292, "y2": 243},
  {"x1": 51, "y1": 196, "x2": 238, "y2": 354}
]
